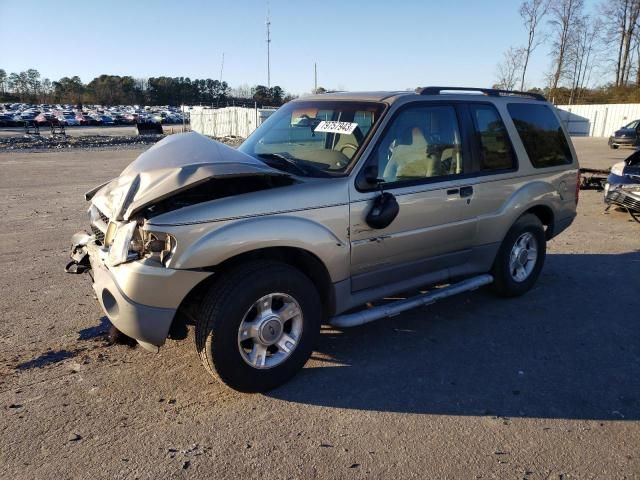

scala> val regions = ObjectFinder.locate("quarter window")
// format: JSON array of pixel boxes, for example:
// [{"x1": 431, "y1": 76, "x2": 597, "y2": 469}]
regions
[
  {"x1": 507, "y1": 103, "x2": 573, "y2": 168},
  {"x1": 375, "y1": 105, "x2": 464, "y2": 185},
  {"x1": 469, "y1": 105, "x2": 515, "y2": 171}
]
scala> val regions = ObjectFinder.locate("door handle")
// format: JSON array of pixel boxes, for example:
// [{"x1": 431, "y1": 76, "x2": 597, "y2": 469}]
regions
[
  {"x1": 446, "y1": 188, "x2": 459, "y2": 196},
  {"x1": 460, "y1": 186, "x2": 473, "y2": 198}
]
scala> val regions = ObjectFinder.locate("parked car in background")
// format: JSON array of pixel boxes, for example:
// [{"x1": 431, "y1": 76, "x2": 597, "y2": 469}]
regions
[
  {"x1": 75, "y1": 113, "x2": 90, "y2": 125},
  {"x1": 35, "y1": 113, "x2": 56, "y2": 125},
  {"x1": 100, "y1": 115, "x2": 115, "y2": 126},
  {"x1": 88, "y1": 114, "x2": 103, "y2": 125},
  {"x1": 59, "y1": 112, "x2": 80, "y2": 126},
  {"x1": 0, "y1": 113, "x2": 19, "y2": 127},
  {"x1": 67, "y1": 87, "x2": 580, "y2": 392},
  {"x1": 608, "y1": 120, "x2": 640, "y2": 149}
]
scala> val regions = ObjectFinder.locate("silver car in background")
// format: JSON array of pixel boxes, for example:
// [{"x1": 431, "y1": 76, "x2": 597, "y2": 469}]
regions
[{"x1": 67, "y1": 87, "x2": 579, "y2": 392}]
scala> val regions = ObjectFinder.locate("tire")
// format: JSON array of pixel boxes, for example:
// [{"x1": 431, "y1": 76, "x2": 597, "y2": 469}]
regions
[
  {"x1": 195, "y1": 260, "x2": 322, "y2": 392},
  {"x1": 491, "y1": 213, "x2": 546, "y2": 297}
]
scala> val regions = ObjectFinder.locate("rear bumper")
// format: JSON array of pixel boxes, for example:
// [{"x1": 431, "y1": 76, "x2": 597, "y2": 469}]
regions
[
  {"x1": 550, "y1": 213, "x2": 576, "y2": 239},
  {"x1": 67, "y1": 232, "x2": 211, "y2": 350}
]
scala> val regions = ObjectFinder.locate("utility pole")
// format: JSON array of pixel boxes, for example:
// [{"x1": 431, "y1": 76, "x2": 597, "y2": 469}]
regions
[
  {"x1": 314, "y1": 62, "x2": 317, "y2": 94},
  {"x1": 219, "y1": 52, "x2": 224, "y2": 84},
  {"x1": 266, "y1": 4, "x2": 271, "y2": 88}
]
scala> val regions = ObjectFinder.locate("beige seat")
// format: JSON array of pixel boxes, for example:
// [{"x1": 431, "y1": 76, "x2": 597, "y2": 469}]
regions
[
  {"x1": 383, "y1": 127, "x2": 440, "y2": 181},
  {"x1": 440, "y1": 147, "x2": 462, "y2": 174}
]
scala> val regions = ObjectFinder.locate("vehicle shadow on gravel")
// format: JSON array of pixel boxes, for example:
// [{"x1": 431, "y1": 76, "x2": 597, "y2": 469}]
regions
[
  {"x1": 16, "y1": 349, "x2": 81, "y2": 370},
  {"x1": 270, "y1": 252, "x2": 640, "y2": 421},
  {"x1": 77, "y1": 316, "x2": 111, "y2": 340}
]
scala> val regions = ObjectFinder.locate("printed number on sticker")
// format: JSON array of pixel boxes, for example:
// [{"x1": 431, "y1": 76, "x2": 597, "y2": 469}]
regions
[{"x1": 314, "y1": 121, "x2": 359, "y2": 135}]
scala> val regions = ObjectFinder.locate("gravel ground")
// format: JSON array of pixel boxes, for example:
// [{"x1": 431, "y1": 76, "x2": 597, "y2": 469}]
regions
[{"x1": 0, "y1": 138, "x2": 638, "y2": 479}]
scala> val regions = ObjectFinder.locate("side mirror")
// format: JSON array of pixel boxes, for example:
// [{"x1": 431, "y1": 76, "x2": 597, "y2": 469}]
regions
[{"x1": 366, "y1": 192, "x2": 399, "y2": 229}]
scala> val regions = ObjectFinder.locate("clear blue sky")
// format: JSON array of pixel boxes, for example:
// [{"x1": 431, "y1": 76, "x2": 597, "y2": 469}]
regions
[{"x1": 0, "y1": 0, "x2": 601, "y2": 95}]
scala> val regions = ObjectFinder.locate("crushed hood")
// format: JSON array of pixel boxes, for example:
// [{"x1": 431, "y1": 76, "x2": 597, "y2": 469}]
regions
[{"x1": 88, "y1": 132, "x2": 288, "y2": 221}]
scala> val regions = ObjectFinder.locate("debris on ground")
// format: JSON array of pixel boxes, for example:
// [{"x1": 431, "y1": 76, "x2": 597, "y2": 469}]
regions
[
  {"x1": 579, "y1": 167, "x2": 609, "y2": 190},
  {"x1": 0, "y1": 134, "x2": 164, "y2": 151},
  {"x1": 0, "y1": 133, "x2": 242, "y2": 151}
]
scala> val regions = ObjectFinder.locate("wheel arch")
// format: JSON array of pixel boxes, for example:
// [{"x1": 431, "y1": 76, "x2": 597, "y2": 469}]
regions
[
  {"x1": 171, "y1": 246, "x2": 335, "y2": 338},
  {"x1": 523, "y1": 204, "x2": 555, "y2": 240}
]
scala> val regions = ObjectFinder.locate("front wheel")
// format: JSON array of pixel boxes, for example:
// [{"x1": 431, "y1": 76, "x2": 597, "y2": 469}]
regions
[
  {"x1": 491, "y1": 214, "x2": 546, "y2": 297},
  {"x1": 195, "y1": 260, "x2": 321, "y2": 392}
]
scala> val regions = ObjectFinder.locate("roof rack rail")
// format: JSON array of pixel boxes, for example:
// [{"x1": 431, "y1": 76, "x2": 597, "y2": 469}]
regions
[{"x1": 415, "y1": 86, "x2": 546, "y2": 101}]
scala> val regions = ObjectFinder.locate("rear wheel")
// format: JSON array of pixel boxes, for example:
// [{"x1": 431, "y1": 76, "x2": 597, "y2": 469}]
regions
[
  {"x1": 491, "y1": 214, "x2": 546, "y2": 297},
  {"x1": 195, "y1": 260, "x2": 321, "y2": 392}
]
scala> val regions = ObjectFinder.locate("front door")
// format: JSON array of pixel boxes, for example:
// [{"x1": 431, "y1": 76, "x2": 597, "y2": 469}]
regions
[{"x1": 349, "y1": 103, "x2": 480, "y2": 291}]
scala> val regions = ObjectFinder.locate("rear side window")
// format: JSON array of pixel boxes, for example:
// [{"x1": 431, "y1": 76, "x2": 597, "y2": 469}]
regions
[
  {"x1": 507, "y1": 104, "x2": 573, "y2": 168},
  {"x1": 469, "y1": 104, "x2": 515, "y2": 171}
]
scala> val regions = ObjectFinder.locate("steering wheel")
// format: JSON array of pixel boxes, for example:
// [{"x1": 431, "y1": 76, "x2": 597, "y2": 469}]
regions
[{"x1": 339, "y1": 143, "x2": 359, "y2": 156}]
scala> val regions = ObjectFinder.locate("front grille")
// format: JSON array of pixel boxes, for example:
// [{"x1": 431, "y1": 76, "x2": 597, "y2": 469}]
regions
[
  {"x1": 97, "y1": 208, "x2": 110, "y2": 224},
  {"x1": 607, "y1": 189, "x2": 640, "y2": 211},
  {"x1": 91, "y1": 225, "x2": 105, "y2": 244}
]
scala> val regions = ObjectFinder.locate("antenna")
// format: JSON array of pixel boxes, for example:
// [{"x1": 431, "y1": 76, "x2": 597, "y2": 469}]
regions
[
  {"x1": 219, "y1": 52, "x2": 225, "y2": 84},
  {"x1": 266, "y1": 3, "x2": 271, "y2": 88},
  {"x1": 314, "y1": 62, "x2": 317, "y2": 94}
]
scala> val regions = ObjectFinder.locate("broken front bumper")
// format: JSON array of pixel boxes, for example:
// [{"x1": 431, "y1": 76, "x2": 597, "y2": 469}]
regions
[
  {"x1": 66, "y1": 231, "x2": 211, "y2": 351},
  {"x1": 606, "y1": 188, "x2": 640, "y2": 212}
]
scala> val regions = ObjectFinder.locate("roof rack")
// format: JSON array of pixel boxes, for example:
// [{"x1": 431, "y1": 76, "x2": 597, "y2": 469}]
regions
[{"x1": 415, "y1": 86, "x2": 546, "y2": 101}]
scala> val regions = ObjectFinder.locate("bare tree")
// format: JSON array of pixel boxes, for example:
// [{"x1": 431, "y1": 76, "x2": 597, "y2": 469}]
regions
[
  {"x1": 495, "y1": 47, "x2": 525, "y2": 90},
  {"x1": 620, "y1": 0, "x2": 640, "y2": 85},
  {"x1": 547, "y1": 0, "x2": 585, "y2": 101},
  {"x1": 636, "y1": 30, "x2": 640, "y2": 84},
  {"x1": 0, "y1": 69, "x2": 6, "y2": 96},
  {"x1": 567, "y1": 15, "x2": 598, "y2": 103},
  {"x1": 519, "y1": 0, "x2": 549, "y2": 90},
  {"x1": 601, "y1": 0, "x2": 640, "y2": 86}
]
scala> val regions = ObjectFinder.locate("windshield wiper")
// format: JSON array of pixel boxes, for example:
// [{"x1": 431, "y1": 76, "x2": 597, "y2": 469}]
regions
[{"x1": 256, "y1": 153, "x2": 331, "y2": 177}]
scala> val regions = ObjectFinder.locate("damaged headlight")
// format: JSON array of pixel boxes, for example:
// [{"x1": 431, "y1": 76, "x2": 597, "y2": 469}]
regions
[
  {"x1": 107, "y1": 221, "x2": 138, "y2": 267},
  {"x1": 107, "y1": 221, "x2": 176, "y2": 268},
  {"x1": 620, "y1": 183, "x2": 640, "y2": 192},
  {"x1": 138, "y1": 232, "x2": 176, "y2": 266}
]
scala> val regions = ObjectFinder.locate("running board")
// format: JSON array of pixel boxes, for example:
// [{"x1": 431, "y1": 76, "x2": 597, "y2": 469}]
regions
[{"x1": 329, "y1": 274, "x2": 494, "y2": 328}]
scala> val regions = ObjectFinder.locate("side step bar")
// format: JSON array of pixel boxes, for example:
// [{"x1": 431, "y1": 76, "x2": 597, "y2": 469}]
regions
[{"x1": 329, "y1": 274, "x2": 494, "y2": 328}]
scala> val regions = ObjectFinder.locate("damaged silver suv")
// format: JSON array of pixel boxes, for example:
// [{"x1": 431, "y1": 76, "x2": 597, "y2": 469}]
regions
[{"x1": 67, "y1": 87, "x2": 579, "y2": 392}]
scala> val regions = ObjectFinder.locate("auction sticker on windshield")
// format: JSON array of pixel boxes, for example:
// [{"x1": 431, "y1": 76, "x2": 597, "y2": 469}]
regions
[{"x1": 314, "y1": 121, "x2": 358, "y2": 134}]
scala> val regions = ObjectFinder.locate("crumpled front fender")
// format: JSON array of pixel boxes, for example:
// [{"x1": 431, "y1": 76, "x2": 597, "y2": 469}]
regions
[{"x1": 169, "y1": 214, "x2": 350, "y2": 282}]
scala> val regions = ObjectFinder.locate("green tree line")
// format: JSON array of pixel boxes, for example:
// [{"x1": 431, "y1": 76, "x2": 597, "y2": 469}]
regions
[{"x1": 0, "y1": 68, "x2": 293, "y2": 106}]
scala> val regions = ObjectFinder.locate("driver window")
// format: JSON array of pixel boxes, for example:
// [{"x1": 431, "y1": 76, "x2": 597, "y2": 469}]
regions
[{"x1": 376, "y1": 105, "x2": 464, "y2": 184}]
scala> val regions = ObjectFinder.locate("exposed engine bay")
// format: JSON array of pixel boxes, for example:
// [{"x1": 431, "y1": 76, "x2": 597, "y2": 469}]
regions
[{"x1": 143, "y1": 175, "x2": 294, "y2": 218}]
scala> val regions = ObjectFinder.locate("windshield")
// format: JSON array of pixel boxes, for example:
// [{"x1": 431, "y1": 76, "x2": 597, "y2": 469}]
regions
[
  {"x1": 239, "y1": 101, "x2": 385, "y2": 176},
  {"x1": 624, "y1": 120, "x2": 639, "y2": 129}
]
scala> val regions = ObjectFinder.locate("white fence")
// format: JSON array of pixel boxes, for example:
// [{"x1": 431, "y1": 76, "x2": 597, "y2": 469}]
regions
[
  {"x1": 189, "y1": 106, "x2": 277, "y2": 138},
  {"x1": 189, "y1": 103, "x2": 639, "y2": 139},
  {"x1": 556, "y1": 103, "x2": 640, "y2": 137}
]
